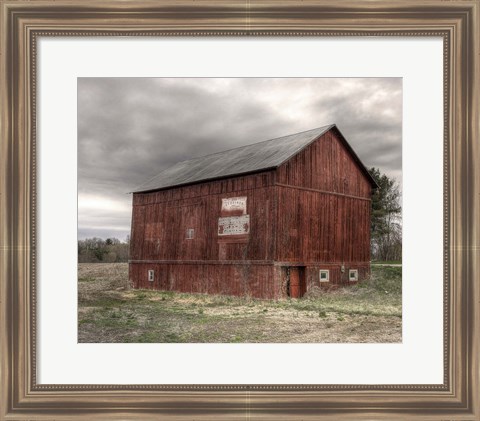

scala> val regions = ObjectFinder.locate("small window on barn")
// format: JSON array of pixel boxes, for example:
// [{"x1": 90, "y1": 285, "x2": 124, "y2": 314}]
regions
[
  {"x1": 148, "y1": 270, "x2": 154, "y2": 282},
  {"x1": 349, "y1": 269, "x2": 358, "y2": 281},
  {"x1": 319, "y1": 270, "x2": 329, "y2": 282},
  {"x1": 186, "y1": 228, "x2": 194, "y2": 239}
]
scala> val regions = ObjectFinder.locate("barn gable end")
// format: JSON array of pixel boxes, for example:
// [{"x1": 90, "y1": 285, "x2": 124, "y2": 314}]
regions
[{"x1": 276, "y1": 126, "x2": 374, "y2": 198}]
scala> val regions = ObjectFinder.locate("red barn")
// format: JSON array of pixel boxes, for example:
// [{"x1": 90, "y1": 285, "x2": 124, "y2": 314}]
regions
[{"x1": 129, "y1": 124, "x2": 378, "y2": 299}]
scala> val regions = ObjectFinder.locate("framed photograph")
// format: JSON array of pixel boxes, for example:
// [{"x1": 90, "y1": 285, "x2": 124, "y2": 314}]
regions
[
  {"x1": 77, "y1": 77, "x2": 402, "y2": 345},
  {"x1": 1, "y1": 1, "x2": 478, "y2": 420}
]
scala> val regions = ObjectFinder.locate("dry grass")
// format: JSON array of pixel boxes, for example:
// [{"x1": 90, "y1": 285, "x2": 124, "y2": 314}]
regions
[{"x1": 78, "y1": 263, "x2": 402, "y2": 343}]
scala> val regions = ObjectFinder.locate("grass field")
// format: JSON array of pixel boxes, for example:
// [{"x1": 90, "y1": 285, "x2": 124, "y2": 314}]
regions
[{"x1": 78, "y1": 263, "x2": 402, "y2": 343}]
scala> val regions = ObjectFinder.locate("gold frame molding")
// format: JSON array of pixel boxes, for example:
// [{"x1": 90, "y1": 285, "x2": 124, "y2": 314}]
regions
[{"x1": 0, "y1": 1, "x2": 479, "y2": 419}]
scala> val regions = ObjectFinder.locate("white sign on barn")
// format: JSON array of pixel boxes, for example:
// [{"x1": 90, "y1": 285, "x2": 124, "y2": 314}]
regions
[
  {"x1": 221, "y1": 197, "x2": 247, "y2": 214},
  {"x1": 218, "y1": 215, "x2": 250, "y2": 236}
]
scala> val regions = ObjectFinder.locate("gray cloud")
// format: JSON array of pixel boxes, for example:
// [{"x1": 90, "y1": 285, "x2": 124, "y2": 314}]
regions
[{"x1": 78, "y1": 78, "x2": 402, "y2": 240}]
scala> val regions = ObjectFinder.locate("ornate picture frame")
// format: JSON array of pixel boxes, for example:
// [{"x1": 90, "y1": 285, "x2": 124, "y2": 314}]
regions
[{"x1": 1, "y1": 1, "x2": 478, "y2": 419}]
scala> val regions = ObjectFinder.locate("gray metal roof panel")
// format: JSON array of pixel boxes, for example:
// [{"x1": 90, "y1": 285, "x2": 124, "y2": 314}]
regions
[{"x1": 133, "y1": 124, "x2": 335, "y2": 192}]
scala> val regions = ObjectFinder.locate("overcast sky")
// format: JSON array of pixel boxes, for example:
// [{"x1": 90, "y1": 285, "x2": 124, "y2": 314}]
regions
[{"x1": 78, "y1": 78, "x2": 402, "y2": 241}]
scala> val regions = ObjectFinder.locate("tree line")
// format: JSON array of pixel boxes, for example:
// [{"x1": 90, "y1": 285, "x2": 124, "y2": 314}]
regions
[
  {"x1": 78, "y1": 168, "x2": 401, "y2": 263},
  {"x1": 78, "y1": 236, "x2": 130, "y2": 263}
]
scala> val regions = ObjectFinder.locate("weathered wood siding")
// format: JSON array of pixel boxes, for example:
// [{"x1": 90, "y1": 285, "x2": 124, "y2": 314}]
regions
[
  {"x1": 275, "y1": 187, "x2": 371, "y2": 264},
  {"x1": 273, "y1": 127, "x2": 372, "y2": 287},
  {"x1": 276, "y1": 128, "x2": 372, "y2": 198},
  {"x1": 129, "y1": 263, "x2": 282, "y2": 299},
  {"x1": 130, "y1": 172, "x2": 276, "y2": 262}
]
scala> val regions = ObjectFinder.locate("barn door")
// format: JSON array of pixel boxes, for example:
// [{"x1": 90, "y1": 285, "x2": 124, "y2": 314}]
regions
[
  {"x1": 289, "y1": 267, "x2": 300, "y2": 298},
  {"x1": 289, "y1": 267, "x2": 305, "y2": 298}
]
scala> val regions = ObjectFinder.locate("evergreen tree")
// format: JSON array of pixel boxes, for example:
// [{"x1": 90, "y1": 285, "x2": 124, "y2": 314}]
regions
[{"x1": 369, "y1": 167, "x2": 402, "y2": 261}]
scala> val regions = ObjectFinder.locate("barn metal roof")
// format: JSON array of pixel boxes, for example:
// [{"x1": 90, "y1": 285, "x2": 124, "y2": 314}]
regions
[{"x1": 133, "y1": 124, "x2": 377, "y2": 193}]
